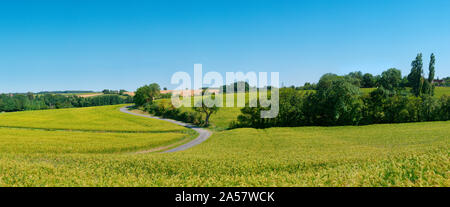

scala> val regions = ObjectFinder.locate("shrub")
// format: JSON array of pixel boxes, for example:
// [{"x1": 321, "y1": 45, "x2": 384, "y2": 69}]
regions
[{"x1": 144, "y1": 101, "x2": 203, "y2": 125}]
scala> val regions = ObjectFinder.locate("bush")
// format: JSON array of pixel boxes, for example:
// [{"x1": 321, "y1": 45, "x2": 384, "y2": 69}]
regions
[{"x1": 144, "y1": 101, "x2": 203, "y2": 125}]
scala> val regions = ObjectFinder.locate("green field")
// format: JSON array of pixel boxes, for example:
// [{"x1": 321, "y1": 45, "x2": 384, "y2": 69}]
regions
[
  {"x1": 0, "y1": 105, "x2": 448, "y2": 186},
  {"x1": 434, "y1": 87, "x2": 450, "y2": 97}
]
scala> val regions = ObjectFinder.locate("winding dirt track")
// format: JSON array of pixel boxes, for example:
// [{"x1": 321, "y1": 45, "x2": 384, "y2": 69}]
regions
[{"x1": 119, "y1": 106, "x2": 212, "y2": 153}]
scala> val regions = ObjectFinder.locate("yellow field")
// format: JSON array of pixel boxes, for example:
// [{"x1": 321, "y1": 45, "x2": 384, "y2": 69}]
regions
[
  {"x1": 0, "y1": 104, "x2": 448, "y2": 186},
  {"x1": 0, "y1": 105, "x2": 188, "y2": 132},
  {"x1": 0, "y1": 128, "x2": 189, "y2": 154},
  {"x1": 0, "y1": 105, "x2": 197, "y2": 155}
]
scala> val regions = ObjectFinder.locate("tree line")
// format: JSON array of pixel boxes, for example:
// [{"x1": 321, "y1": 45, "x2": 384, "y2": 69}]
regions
[
  {"x1": 233, "y1": 53, "x2": 449, "y2": 128},
  {"x1": 102, "y1": 89, "x2": 129, "y2": 95},
  {"x1": 132, "y1": 53, "x2": 448, "y2": 128},
  {"x1": 0, "y1": 93, "x2": 133, "y2": 112},
  {"x1": 290, "y1": 54, "x2": 448, "y2": 90},
  {"x1": 37, "y1": 90, "x2": 95, "y2": 94}
]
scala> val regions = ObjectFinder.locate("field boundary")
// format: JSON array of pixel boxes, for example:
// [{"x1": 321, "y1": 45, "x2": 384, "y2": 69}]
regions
[{"x1": 120, "y1": 106, "x2": 212, "y2": 153}]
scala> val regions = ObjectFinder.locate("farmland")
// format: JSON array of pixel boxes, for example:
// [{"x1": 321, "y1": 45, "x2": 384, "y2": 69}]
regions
[
  {"x1": 0, "y1": 104, "x2": 448, "y2": 186},
  {"x1": 0, "y1": 105, "x2": 197, "y2": 155},
  {"x1": 0, "y1": 128, "x2": 189, "y2": 154},
  {"x1": 0, "y1": 105, "x2": 189, "y2": 132}
]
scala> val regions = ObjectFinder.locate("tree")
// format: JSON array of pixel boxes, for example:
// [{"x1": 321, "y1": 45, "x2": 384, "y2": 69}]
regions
[
  {"x1": 427, "y1": 53, "x2": 436, "y2": 95},
  {"x1": 400, "y1": 76, "x2": 409, "y2": 88},
  {"x1": 422, "y1": 79, "x2": 432, "y2": 96},
  {"x1": 304, "y1": 75, "x2": 363, "y2": 126},
  {"x1": 235, "y1": 88, "x2": 305, "y2": 128},
  {"x1": 134, "y1": 83, "x2": 161, "y2": 107},
  {"x1": 134, "y1": 86, "x2": 151, "y2": 106},
  {"x1": 148, "y1": 83, "x2": 161, "y2": 98},
  {"x1": 221, "y1": 81, "x2": 250, "y2": 93},
  {"x1": 428, "y1": 53, "x2": 435, "y2": 83},
  {"x1": 316, "y1": 73, "x2": 339, "y2": 91},
  {"x1": 194, "y1": 98, "x2": 219, "y2": 126},
  {"x1": 362, "y1": 73, "x2": 375, "y2": 88},
  {"x1": 119, "y1": 89, "x2": 127, "y2": 95},
  {"x1": 379, "y1": 68, "x2": 402, "y2": 91},
  {"x1": 408, "y1": 53, "x2": 424, "y2": 97},
  {"x1": 374, "y1": 75, "x2": 382, "y2": 87},
  {"x1": 347, "y1": 71, "x2": 363, "y2": 87}
]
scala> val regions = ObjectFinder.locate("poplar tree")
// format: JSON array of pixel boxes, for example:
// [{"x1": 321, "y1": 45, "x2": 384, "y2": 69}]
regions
[
  {"x1": 428, "y1": 53, "x2": 436, "y2": 95},
  {"x1": 408, "y1": 53, "x2": 424, "y2": 97}
]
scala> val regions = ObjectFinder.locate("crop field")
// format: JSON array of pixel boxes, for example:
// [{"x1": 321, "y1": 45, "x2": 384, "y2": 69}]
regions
[
  {"x1": 0, "y1": 128, "x2": 189, "y2": 154},
  {"x1": 0, "y1": 105, "x2": 197, "y2": 155},
  {"x1": 0, "y1": 105, "x2": 188, "y2": 133},
  {"x1": 0, "y1": 103, "x2": 448, "y2": 186}
]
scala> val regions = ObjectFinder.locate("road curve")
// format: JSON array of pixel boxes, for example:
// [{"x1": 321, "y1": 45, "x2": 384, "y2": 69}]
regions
[{"x1": 119, "y1": 106, "x2": 212, "y2": 153}]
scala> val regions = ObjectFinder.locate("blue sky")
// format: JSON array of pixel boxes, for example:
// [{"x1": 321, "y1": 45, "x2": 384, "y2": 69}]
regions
[{"x1": 1, "y1": 0, "x2": 449, "y2": 93}]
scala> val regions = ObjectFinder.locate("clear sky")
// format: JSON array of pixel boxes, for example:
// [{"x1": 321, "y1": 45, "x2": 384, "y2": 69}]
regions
[{"x1": 1, "y1": 0, "x2": 449, "y2": 93}]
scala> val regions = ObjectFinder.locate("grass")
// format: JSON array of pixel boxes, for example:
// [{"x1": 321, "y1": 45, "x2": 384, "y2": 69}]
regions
[
  {"x1": 0, "y1": 102, "x2": 448, "y2": 186},
  {"x1": 434, "y1": 87, "x2": 450, "y2": 97}
]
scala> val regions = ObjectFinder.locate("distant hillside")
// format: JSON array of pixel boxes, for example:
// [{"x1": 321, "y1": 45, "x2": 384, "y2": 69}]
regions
[{"x1": 36, "y1": 90, "x2": 95, "y2": 94}]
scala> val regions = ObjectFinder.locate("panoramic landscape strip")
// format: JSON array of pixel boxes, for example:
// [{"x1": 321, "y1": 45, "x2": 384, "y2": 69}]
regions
[{"x1": 0, "y1": 1, "x2": 449, "y2": 204}]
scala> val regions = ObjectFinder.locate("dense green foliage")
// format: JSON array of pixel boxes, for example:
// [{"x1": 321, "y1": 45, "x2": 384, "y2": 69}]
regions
[
  {"x1": 147, "y1": 87, "x2": 449, "y2": 130},
  {"x1": 408, "y1": 53, "x2": 424, "y2": 96},
  {"x1": 235, "y1": 74, "x2": 449, "y2": 129},
  {"x1": 379, "y1": 68, "x2": 402, "y2": 91},
  {"x1": 102, "y1": 89, "x2": 128, "y2": 95},
  {"x1": 235, "y1": 53, "x2": 448, "y2": 129},
  {"x1": 0, "y1": 93, "x2": 132, "y2": 112},
  {"x1": 36, "y1": 90, "x2": 95, "y2": 94},
  {"x1": 221, "y1": 81, "x2": 251, "y2": 93},
  {"x1": 428, "y1": 54, "x2": 436, "y2": 83},
  {"x1": 406, "y1": 53, "x2": 437, "y2": 97},
  {"x1": 134, "y1": 83, "x2": 161, "y2": 106},
  {"x1": 144, "y1": 100, "x2": 204, "y2": 126},
  {"x1": 362, "y1": 73, "x2": 376, "y2": 88}
]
